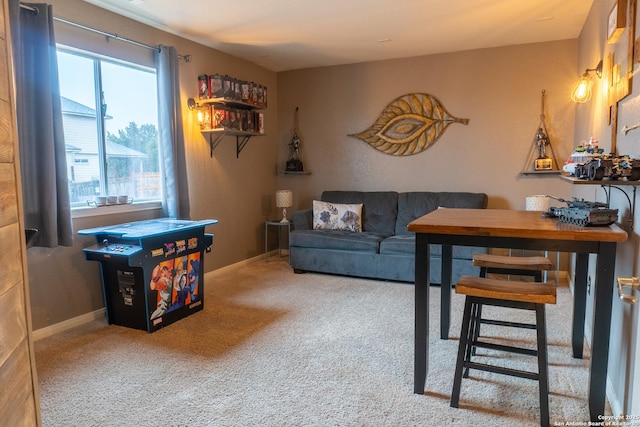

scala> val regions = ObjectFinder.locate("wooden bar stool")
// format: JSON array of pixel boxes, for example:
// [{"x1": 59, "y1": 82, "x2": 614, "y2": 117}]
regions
[
  {"x1": 473, "y1": 253, "x2": 553, "y2": 282},
  {"x1": 469, "y1": 253, "x2": 553, "y2": 357},
  {"x1": 450, "y1": 276, "x2": 556, "y2": 427}
]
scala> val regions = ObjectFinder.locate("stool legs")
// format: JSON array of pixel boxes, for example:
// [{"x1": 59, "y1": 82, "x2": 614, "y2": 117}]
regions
[
  {"x1": 469, "y1": 265, "x2": 543, "y2": 359},
  {"x1": 536, "y1": 304, "x2": 550, "y2": 426},
  {"x1": 451, "y1": 298, "x2": 474, "y2": 408},
  {"x1": 451, "y1": 296, "x2": 551, "y2": 427}
]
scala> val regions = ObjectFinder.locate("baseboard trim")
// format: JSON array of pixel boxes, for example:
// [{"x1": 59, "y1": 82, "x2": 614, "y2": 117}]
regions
[
  {"x1": 32, "y1": 308, "x2": 106, "y2": 341},
  {"x1": 32, "y1": 254, "x2": 274, "y2": 341},
  {"x1": 205, "y1": 252, "x2": 278, "y2": 279},
  {"x1": 607, "y1": 376, "x2": 624, "y2": 416},
  {"x1": 567, "y1": 272, "x2": 624, "y2": 415}
]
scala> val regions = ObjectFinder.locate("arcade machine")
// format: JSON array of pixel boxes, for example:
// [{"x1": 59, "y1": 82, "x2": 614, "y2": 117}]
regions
[{"x1": 79, "y1": 218, "x2": 217, "y2": 332}]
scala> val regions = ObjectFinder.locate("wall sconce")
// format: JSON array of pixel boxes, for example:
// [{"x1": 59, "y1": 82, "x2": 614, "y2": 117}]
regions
[
  {"x1": 187, "y1": 97, "x2": 204, "y2": 123},
  {"x1": 571, "y1": 60, "x2": 603, "y2": 103}
]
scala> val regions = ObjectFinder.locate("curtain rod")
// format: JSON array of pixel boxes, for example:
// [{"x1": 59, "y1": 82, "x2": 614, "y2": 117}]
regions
[{"x1": 18, "y1": 2, "x2": 191, "y2": 62}]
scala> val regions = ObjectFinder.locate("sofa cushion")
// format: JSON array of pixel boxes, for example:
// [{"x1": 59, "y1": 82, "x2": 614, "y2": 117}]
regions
[
  {"x1": 378, "y1": 234, "x2": 414, "y2": 254},
  {"x1": 395, "y1": 192, "x2": 488, "y2": 235},
  {"x1": 289, "y1": 230, "x2": 386, "y2": 253},
  {"x1": 321, "y1": 191, "x2": 398, "y2": 235},
  {"x1": 312, "y1": 200, "x2": 363, "y2": 232},
  {"x1": 292, "y1": 208, "x2": 313, "y2": 230},
  {"x1": 379, "y1": 235, "x2": 480, "y2": 260}
]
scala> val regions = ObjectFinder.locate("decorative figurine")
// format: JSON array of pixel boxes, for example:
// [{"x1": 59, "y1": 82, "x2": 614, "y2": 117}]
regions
[
  {"x1": 545, "y1": 196, "x2": 618, "y2": 226},
  {"x1": 522, "y1": 90, "x2": 561, "y2": 173},
  {"x1": 534, "y1": 126, "x2": 552, "y2": 171},
  {"x1": 286, "y1": 107, "x2": 304, "y2": 172}
]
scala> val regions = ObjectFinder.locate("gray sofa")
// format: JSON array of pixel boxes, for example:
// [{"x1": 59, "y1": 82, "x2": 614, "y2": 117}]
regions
[{"x1": 290, "y1": 190, "x2": 489, "y2": 284}]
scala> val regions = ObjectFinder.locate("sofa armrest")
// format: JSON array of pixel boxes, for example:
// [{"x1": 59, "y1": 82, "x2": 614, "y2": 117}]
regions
[{"x1": 292, "y1": 209, "x2": 313, "y2": 230}]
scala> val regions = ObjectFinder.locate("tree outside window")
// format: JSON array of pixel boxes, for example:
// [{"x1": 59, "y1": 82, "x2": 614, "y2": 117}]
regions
[{"x1": 57, "y1": 49, "x2": 162, "y2": 207}]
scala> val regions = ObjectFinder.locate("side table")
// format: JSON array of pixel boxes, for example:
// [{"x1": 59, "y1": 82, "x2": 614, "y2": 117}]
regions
[{"x1": 264, "y1": 220, "x2": 292, "y2": 261}]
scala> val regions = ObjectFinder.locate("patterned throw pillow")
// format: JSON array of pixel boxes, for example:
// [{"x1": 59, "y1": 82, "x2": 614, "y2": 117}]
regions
[{"x1": 312, "y1": 200, "x2": 363, "y2": 232}]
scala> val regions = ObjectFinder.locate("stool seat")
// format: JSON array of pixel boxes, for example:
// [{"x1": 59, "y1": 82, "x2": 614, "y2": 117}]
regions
[
  {"x1": 456, "y1": 276, "x2": 556, "y2": 304},
  {"x1": 451, "y1": 275, "x2": 556, "y2": 426},
  {"x1": 473, "y1": 253, "x2": 553, "y2": 272}
]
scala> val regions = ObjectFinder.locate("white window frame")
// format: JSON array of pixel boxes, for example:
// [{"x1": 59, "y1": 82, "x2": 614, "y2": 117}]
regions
[{"x1": 57, "y1": 45, "x2": 163, "y2": 218}]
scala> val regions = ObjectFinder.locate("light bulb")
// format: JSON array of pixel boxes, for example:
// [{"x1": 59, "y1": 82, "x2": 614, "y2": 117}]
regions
[{"x1": 571, "y1": 74, "x2": 593, "y2": 103}]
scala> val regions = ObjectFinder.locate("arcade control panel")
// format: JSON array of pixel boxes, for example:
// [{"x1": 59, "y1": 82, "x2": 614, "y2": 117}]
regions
[{"x1": 83, "y1": 239, "x2": 143, "y2": 261}]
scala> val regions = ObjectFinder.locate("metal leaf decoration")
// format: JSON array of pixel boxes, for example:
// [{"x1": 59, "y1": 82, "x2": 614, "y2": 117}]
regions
[{"x1": 348, "y1": 93, "x2": 469, "y2": 156}]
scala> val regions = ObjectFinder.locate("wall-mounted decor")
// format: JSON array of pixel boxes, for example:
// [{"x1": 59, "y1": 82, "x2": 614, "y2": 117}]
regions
[
  {"x1": 521, "y1": 90, "x2": 561, "y2": 175},
  {"x1": 622, "y1": 120, "x2": 640, "y2": 134},
  {"x1": 286, "y1": 107, "x2": 304, "y2": 172},
  {"x1": 570, "y1": 60, "x2": 603, "y2": 103},
  {"x1": 608, "y1": 0, "x2": 636, "y2": 155},
  {"x1": 348, "y1": 93, "x2": 469, "y2": 156},
  {"x1": 608, "y1": 0, "x2": 627, "y2": 44}
]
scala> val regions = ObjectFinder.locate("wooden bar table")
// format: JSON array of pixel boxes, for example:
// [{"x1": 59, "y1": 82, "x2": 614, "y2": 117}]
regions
[{"x1": 408, "y1": 208, "x2": 627, "y2": 422}]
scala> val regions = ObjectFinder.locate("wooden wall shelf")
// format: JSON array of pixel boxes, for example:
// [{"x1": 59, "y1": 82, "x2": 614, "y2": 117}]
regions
[
  {"x1": 560, "y1": 174, "x2": 639, "y2": 221},
  {"x1": 559, "y1": 175, "x2": 640, "y2": 186},
  {"x1": 282, "y1": 171, "x2": 311, "y2": 175},
  {"x1": 521, "y1": 170, "x2": 562, "y2": 176},
  {"x1": 201, "y1": 128, "x2": 264, "y2": 158}
]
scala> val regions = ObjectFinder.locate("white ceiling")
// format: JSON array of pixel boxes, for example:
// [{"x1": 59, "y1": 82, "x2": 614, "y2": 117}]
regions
[{"x1": 82, "y1": 0, "x2": 594, "y2": 72}]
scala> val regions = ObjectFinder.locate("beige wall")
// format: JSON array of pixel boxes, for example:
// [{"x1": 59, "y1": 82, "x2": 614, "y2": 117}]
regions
[
  {"x1": 28, "y1": 2, "x2": 578, "y2": 329},
  {"x1": 27, "y1": 0, "x2": 278, "y2": 329},
  {"x1": 573, "y1": 0, "x2": 639, "y2": 416},
  {"x1": 276, "y1": 41, "x2": 577, "y2": 211},
  {"x1": 50, "y1": 0, "x2": 279, "y2": 269},
  {"x1": 16, "y1": 0, "x2": 638, "y2": 417}
]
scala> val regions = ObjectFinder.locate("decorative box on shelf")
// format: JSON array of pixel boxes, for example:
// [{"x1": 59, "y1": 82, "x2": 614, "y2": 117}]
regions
[{"x1": 195, "y1": 74, "x2": 267, "y2": 158}]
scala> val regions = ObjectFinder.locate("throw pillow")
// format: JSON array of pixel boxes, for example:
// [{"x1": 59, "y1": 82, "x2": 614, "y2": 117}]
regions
[{"x1": 313, "y1": 200, "x2": 363, "y2": 232}]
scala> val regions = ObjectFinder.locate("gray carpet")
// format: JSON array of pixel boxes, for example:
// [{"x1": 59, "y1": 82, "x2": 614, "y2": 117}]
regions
[{"x1": 35, "y1": 260, "x2": 605, "y2": 426}]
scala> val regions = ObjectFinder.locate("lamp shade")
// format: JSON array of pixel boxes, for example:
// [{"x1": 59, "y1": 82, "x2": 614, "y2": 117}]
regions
[
  {"x1": 275, "y1": 190, "x2": 293, "y2": 223},
  {"x1": 276, "y1": 190, "x2": 293, "y2": 208},
  {"x1": 571, "y1": 75, "x2": 593, "y2": 103},
  {"x1": 525, "y1": 195, "x2": 549, "y2": 212}
]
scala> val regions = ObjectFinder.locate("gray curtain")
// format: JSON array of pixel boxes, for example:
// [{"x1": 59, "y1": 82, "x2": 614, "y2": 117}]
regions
[
  {"x1": 155, "y1": 45, "x2": 190, "y2": 219},
  {"x1": 9, "y1": 1, "x2": 73, "y2": 247}
]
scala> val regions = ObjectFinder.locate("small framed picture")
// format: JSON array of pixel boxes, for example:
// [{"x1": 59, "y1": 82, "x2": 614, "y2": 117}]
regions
[
  {"x1": 534, "y1": 158, "x2": 553, "y2": 171},
  {"x1": 608, "y1": 0, "x2": 626, "y2": 44}
]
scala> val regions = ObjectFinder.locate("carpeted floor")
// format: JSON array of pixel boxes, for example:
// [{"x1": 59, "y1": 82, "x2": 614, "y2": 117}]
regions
[{"x1": 34, "y1": 260, "x2": 607, "y2": 426}]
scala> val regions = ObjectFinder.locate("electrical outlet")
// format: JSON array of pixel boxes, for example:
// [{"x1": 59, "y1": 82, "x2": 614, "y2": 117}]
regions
[{"x1": 587, "y1": 275, "x2": 592, "y2": 296}]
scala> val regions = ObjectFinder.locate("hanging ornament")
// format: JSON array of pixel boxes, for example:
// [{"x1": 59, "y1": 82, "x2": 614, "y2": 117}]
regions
[
  {"x1": 286, "y1": 107, "x2": 304, "y2": 172},
  {"x1": 522, "y1": 90, "x2": 561, "y2": 173}
]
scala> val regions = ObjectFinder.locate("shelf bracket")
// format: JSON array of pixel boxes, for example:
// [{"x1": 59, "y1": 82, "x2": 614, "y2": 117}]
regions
[
  {"x1": 209, "y1": 133, "x2": 225, "y2": 157},
  {"x1": 236, "y1": 135, "x2": 252, "y2": 158},
  {"x1": 601, "y1": 184, "x2": 636, "y2": 226}
]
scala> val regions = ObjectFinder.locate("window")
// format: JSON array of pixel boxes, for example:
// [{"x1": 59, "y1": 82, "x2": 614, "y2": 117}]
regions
[{"x1": 56, "y1": 48, "x2": 162, "y2": 208}]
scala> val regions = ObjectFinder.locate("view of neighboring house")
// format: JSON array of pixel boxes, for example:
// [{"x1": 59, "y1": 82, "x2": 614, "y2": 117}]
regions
[{"x1": 60, "y1": 96, "x2": 148, "y2": 203}]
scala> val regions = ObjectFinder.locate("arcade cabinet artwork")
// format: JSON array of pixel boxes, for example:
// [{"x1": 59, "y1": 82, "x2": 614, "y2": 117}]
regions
[
  {"x1": 79, "y1": 218, "x2": 217, "y2": 333},
  {"x1": 149, "y1": 254, "x2": 201, "y2": 321}
]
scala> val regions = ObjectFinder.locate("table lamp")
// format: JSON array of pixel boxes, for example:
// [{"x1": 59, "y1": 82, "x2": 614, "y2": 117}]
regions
[
  {"x1": 526, "y1": 194, "x2": 554, "y2": 284},
  {"x1": 276, "y1": 190, "x2": 293, "y2": 223},
  {"x1": 525, "y1": 195, "x2": 550, "y2": 212}
]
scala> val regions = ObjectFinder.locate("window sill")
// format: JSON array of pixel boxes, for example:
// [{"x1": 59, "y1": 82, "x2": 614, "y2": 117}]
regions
[{"x1": 72, "y1": 201, "x2": 163, "y2": 219}]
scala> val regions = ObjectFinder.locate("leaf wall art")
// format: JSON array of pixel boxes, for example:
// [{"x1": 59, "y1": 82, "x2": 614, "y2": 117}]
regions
[{"x1": 348, "y1": 93, "x2": 469, "y2": 156}]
